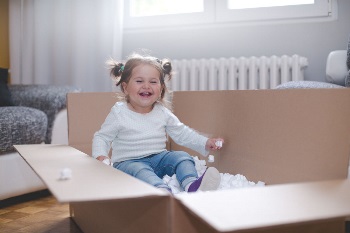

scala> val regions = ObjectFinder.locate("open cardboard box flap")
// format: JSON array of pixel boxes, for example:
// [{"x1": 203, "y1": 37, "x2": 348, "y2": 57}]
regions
[
  {"x1": 15, "y1": 144, "x2": 165, "y2": 203},
  {"x1": 174, "y1": 180, "x2": 350, "y2": 232},
  {"x1": 15, "y1": 89, "x2": 350, "y2": 233}
]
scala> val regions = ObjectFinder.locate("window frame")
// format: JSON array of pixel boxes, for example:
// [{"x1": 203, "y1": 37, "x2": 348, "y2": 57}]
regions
[
  {"x1": 124, "y1": 0, "x2": 335, "y2": 29},
  {"x1": 124, "y1": 0, "x2": 214, "y2": 29},
  {"x1": 216, "y1": 0, "x2": 332, "y2": 23}
]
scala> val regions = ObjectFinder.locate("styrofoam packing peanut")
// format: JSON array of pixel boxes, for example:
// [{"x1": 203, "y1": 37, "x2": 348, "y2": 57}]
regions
[
  {"x1": 59, "y1": 168, "x2": 72, "y2": 180},
  {"x1": 215, "y1": 140, "x2": 223, "y2": 147},
  {"x1": 199, "y1": 160, "x2": 206, "y2": 166},
  {"x1": 102, "y1": 158, "x2": 111, "y2": 166},
  {"x1": 163, "y1": 156, "x2": 265, "y2": 194}
]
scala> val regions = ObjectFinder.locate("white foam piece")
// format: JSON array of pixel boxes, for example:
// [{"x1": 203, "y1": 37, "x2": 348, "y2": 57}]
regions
[
  {"x1": 59, "y1": 168, "x2": 72, "y2": 180},
  {"x1": 102, "y1": 158, "x2": 111, "y2": 166},
  {"x1": 208, "y1": 155, "x2": 215, "y2": 163},
  {"x1": 163, "y1": 156, "x2": 265, "y2": 194},
  {"x1": 215, "y1": 140, "x2": 223, "y2": 147}
]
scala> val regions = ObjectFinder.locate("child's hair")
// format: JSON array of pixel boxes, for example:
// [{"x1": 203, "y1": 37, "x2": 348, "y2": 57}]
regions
[{"x1": 107, "y1": 53, "x2": 173, "y2": 110}]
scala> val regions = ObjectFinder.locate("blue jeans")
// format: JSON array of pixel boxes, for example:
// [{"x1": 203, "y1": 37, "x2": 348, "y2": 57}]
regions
[{"x1": 113, "y1": 150, "x2": 198, "y2": 190}]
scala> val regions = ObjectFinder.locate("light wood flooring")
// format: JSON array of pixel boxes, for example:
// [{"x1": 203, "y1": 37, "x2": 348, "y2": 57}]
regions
[{"x1": 0, "y1": 190, "x2": 82, "y2": 233}]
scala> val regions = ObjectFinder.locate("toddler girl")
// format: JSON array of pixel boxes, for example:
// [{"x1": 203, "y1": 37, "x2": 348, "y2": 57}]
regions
[{"x1": 92, "y1": 53, "x2": 224, "y2": 193}]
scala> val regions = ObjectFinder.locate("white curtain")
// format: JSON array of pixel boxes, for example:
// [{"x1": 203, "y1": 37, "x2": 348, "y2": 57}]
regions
[{"x1": 9, "y1": 0, "x2": 123, "y2": 92}]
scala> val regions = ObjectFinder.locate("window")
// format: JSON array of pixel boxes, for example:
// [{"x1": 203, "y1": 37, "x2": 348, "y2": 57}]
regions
[
  {"x1": 124, "y1": 0, "x2": 335, "y2": 29},
  {"x1": 130, "y1": 0, "x2": 204, "y2": 17},
  {"x1": 217, "y1": 0, "x2": 332, "y2": 23},
  {"x1": 227, "y1": 0, "x2": 315, "y2": 9},
  {"x1": 124, "y1": 0, "x2": 215, "y2": 28}
]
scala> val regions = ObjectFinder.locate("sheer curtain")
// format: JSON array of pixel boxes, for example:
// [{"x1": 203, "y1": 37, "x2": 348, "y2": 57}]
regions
[{"x1": 9, "y1": 0, "x2": 123, "y2": 92}]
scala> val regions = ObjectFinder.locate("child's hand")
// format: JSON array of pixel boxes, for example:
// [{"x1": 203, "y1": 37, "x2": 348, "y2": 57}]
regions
[
  {"x1": 96, "y1": 155, "x2": 111, "y2": 165},
  {"x1": 205, "y1": 138, "x2": 224, "y2": 151}
]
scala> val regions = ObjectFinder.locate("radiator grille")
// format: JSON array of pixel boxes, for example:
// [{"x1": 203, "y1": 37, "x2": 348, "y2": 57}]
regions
[{"x1": 169, "y1": 55, "x2": 308, "y2": 91}]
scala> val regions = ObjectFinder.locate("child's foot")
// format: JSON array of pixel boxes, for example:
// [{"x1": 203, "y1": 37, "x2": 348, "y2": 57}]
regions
[{"x1": 188, "y1": 167, "x2": 221, "y2": 192}]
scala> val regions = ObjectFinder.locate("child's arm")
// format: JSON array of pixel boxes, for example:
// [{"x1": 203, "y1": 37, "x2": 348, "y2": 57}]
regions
[
  {"x1": 165, "y1": 108, "x2": 224, "y2": 156},
  {"x1": 92, "y1": 105, "x2": 120, "y2": 162}
]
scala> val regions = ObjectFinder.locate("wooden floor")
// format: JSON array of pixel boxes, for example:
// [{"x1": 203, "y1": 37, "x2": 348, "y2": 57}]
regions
[{"x1": 0, "y1": 190, "x2": 83, "y2": 233}]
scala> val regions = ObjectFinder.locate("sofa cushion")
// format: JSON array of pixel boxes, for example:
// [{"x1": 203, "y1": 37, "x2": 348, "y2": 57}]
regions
[
  {"x1": 0, "y1": 68, "x2": 14, "y2": 107},
  {"x1": 9, "y1": 85, "x2": 80, "y2": 144},
  {"x1": 275, "y1": 80, "x2": 345, "y2": 89},
  {"x1": 346, "y1": 70, "x2": 350, "y2": 87},
  {"x1": 346, "y1": 35, "x2": 350, "y2": 86},
  {"x1": 347, "y1": 34, "x2": 350, "y2": 69},
  {"x1": 0, "y1": 107, "x2": 48, "y2": 153}
]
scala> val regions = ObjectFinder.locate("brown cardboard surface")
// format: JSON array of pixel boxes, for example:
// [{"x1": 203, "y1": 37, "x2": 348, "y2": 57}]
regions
[
  {"x1": 171, "y1": 89, "x2": 350, "y2": 185},
  {"x1": 172, "y1": 195, "x2": 345, "y2": 233},
  {"x1": 173, "y1": 179, "x2": 350, "y2": 232},
  {"x1": 67, "y1": 92, "x2": 118, "y2": 156},
  {"x1": 71, "y1": 196, "x2": 171, "y2": 233},
  {"x1": 14, "y1": 144, "x2": 165, "y2": 203}
]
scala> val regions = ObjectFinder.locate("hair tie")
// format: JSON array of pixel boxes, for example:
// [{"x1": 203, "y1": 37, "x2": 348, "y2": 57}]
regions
[{"x1": 119, "y1": 65, "x2": 124, "y2": 73}]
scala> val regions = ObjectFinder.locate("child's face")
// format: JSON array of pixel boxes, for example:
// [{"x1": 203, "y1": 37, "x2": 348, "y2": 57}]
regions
[{"x1": 122, "y1": 64, "x2": 163, "y2": 113}]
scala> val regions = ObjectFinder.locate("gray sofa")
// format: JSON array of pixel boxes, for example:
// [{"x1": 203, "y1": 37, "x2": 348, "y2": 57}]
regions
[{"x1": 0, "y1": 81, "x2": 80, "y2": 200}]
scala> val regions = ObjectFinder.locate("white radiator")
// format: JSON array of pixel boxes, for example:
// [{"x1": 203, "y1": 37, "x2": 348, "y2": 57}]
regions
[{"x1": 169, "y1": 55, "x2": 308, "y2": 91}]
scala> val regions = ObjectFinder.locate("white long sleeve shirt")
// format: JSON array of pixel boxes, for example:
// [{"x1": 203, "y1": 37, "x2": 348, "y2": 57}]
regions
[{"x1": 92, "y1": 102, "x2": 208, "y2": 163}]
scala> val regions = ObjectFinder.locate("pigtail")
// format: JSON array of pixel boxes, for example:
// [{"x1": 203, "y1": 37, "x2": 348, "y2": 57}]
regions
[
  {"x1": 108, "y1": 61, "x2": 124, "y2": 78},
  {"x1": 106, "y1": 59, "x2": 125, "y2": 87},
  {"x1": 156, "y1": 58, "x2": 173, "y2": 110},
  {"x1": 161, "y1": 59, "x2": 172, "y2": 81}
]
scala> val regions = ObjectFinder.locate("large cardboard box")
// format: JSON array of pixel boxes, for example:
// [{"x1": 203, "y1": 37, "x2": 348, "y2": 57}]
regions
[{"x1": 15, "y1": 89, "x2": 350, "y2": 233}]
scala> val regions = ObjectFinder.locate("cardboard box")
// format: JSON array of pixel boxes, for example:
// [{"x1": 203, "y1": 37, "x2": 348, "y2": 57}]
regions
[{"x1": 15, "y1": 89, "x2": 350, "y2": 233}]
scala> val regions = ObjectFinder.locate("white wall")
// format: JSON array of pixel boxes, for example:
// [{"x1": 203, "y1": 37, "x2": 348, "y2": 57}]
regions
[{"x1": 122, "y1": 0, "x2": 350, "y2": 83}]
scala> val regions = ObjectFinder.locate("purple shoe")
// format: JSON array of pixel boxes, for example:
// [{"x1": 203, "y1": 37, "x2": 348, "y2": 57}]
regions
[{"x1": 188, "y1": 167, "x2": 221, "y2": 192}]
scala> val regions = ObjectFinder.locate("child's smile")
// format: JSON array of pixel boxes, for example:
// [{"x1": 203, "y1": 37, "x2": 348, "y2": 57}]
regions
[
  {"x1": 122, "y1": 64, "x2": 162, "y2": 114},
  {"x1": 139, "y1": 91, "x2": 152, "y2": 97}
]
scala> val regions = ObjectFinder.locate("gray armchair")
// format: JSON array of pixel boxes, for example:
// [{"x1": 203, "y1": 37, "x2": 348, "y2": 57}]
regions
[
  {"x1": 1, "y1": 84, "x2": 80, "y2": 153},
  {"x1": 276, "y1": 49, "x2": 348, "y2": 90},
  {"x1": 276, "y1": 35, "x2": 350, "y2": 90}
]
